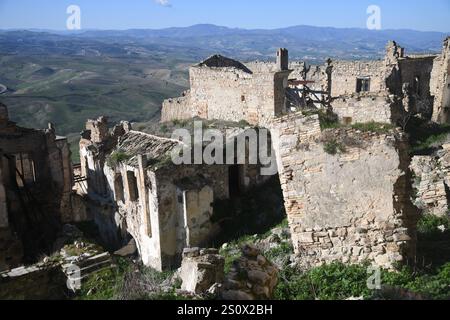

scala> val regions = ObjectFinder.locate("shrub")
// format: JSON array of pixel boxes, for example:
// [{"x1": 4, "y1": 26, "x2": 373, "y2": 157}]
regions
[
  {"x1": 107, "y1": 149, "x2": 131, "y2": 167},
  {"x1": 76, "y1": 257, "x2": 132, "y2": 300},
  {"x1": 318, "y1": 110, "x2": 340, "y2": 130},
  {"x1": 406, "y1": 117, "x2": 450, "y2": 155},
  {"x1": 381, "y1": 263, "x2": 450, "y2": 300},
  {"x1": 323, "y1": 139, "x2": 346, "y2": 155},
  {"x1": 160, "y1": 124, "x2": 169, "y2": 133},
  {"x1": 264, "y1": 242, "x2": 294, "y2": 267},
  {"x1": 417, "y1": 215, "x2": 450, "y2": 239}
]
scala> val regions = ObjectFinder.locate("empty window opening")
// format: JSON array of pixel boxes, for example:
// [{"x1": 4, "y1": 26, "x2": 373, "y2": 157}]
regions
[
  {"x1": 114, "y1": 174, "x2": 125, "y2": 202},
  {"x1": 13, "y1": 153, "x2": 36, "y2": 187},
  {"x1": 127, "y1": 171, "x2": 139, "y2": 202},
  {"x1": 241, "y1": 95, "x2": 246, "y2": 102},
  {"x1": 229, "y1": 165, "x2": 242, "y2": 198},
  {"x1": 356, "y1": 77, "x2": 370, "y2": 93}
]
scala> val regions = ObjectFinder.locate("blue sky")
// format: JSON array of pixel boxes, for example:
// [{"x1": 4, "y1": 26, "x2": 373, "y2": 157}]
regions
[{"x1": 0, "y1": 0, "x2": 449, "y2": 32}]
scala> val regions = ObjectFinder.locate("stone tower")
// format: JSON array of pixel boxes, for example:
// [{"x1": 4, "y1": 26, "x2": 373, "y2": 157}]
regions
[{"x1": 277, "y1": 48, "x2": 289, "y2": 71}]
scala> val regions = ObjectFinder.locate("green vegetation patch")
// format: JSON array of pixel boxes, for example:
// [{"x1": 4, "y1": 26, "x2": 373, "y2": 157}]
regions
[
  {"x1": 76, "y1": 257, "x2": 186, "y2": 300},
  {"x1": 107, "y1": 149, "x2": 131, "y2": 168},
  {"x1": 323, "y1": 139, "x2": 346, "y2": 155},
  {"x1": 274, "y1": 261, "x2": 450, "y2": 300}
]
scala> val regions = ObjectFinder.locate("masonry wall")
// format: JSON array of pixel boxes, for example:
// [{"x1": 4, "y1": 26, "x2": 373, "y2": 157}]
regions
[
  {"x1": 290, "y1": 62, "x2": 331, "y2": 92},
  {"x1": 331, "y1": 93, "x2": 403, "y2": 125},
  {"x1": 330, "y1": 60, "x2": 386, "y2": 97},
  {"x1": 161, "y1": 93, "x2": 193, "y2": 123},
  {"x1": 410, "y1": 145, "x2": 450, "y2": 217},
  {"x1": 153, "y1": 165, "x2": 229, "y2": 270},
  {"x1": 0, "y1": 105, "x2": 74, "y2": 270},
  {"x1": 270, "y1": 112, "x2": 419, "y2": 269}
]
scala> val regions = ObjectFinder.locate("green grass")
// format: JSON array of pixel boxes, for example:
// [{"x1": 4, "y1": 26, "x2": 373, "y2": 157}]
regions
[
  {"x1": 275, "y1": 263, "x2": 374, "y2": 300},
  {"x1": 274, "y1": 261, "x2": 450, "y2": 300},
  {"x1": 273, "y1": 215, "x2": 450, "y2": 300},
  {"x1": 76, "y1": 258, "x2": 187, "y2": 300},
  {"x1": 76, "y1": 257, "x2": 132, "y2": 300}
]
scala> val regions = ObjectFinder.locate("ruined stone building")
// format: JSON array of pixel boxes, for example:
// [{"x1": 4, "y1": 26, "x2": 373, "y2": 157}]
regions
[
  {"x1": 162, "y1": 38, "x2": 450, "y2": 128},
  {"x1": 161, "y1": 49, "x2": 292, "y2": 126},
  {"x1": 78, "y1": 39, "x2": 449, "y2": 271},
  {"x1": 79, "y1": 117, "x2": 270, "y2": 270},
  {"x1": 0, "y1": 103, "x2": 73, "y2": 271}
]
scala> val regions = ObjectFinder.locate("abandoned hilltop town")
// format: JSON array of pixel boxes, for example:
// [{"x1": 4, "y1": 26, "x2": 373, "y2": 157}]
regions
[{"x1": 0, "y1": 37, "x2": 450, "y2": 300}]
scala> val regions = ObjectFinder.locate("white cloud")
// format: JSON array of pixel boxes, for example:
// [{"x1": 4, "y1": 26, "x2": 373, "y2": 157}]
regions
[{"x1": 155, "y1": 0, "x2": 171, "y2": 7}]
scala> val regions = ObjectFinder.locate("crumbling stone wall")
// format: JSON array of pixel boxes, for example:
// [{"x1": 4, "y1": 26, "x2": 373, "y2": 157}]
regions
[
  {"x1": 331, "y1": 92, "x2": 404, "y2": 125},
  {"x1": 0, "y1": 103, "x2": 74, "y2": 270},
  {"x1": 161, "y1": 91, "x2": 193, "y2": 123},
  {"x1": 162, "y1": 53, "x2": 291, "y2": 126},
  {"x1": 410, "y1": 145, "x2": 450, "y2": 217},
  {"x1": 431, "y1": 37, "x2": 450, "y2": 123},
  {"x1": 80, "y1": 118, "x2": 271, "y2": 270},
  {"x1": 270, "y1": 112, "x2": 419, "y2": 269}
]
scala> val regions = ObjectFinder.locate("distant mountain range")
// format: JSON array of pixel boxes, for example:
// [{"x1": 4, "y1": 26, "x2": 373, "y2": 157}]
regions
[{"x1": 1, "y1": 24, "x2": 448, "y2": 62}]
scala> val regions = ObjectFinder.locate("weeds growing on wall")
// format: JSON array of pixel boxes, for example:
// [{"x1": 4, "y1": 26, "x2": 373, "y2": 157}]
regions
[
  {"x1": 106, "y1": 149, "x2": 131, "y2": 168},
  {"x1": 323, "y1": 139, "x2": 346, "y2": 155}
]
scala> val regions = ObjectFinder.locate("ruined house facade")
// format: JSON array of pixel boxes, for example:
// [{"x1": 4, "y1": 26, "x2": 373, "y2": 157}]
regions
[
  {"x1": 0, "y1": 103, "x2": 73, "y2": 271},
  {"x1": 79, "y1": 117, "x2": 270, "y2": 270},
  {"x1": 161, "y1": 49, "x2": 292, "y2": 126},
  {"x1": 290, "y1": 40, "x2": 449, "y2": 126}
]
